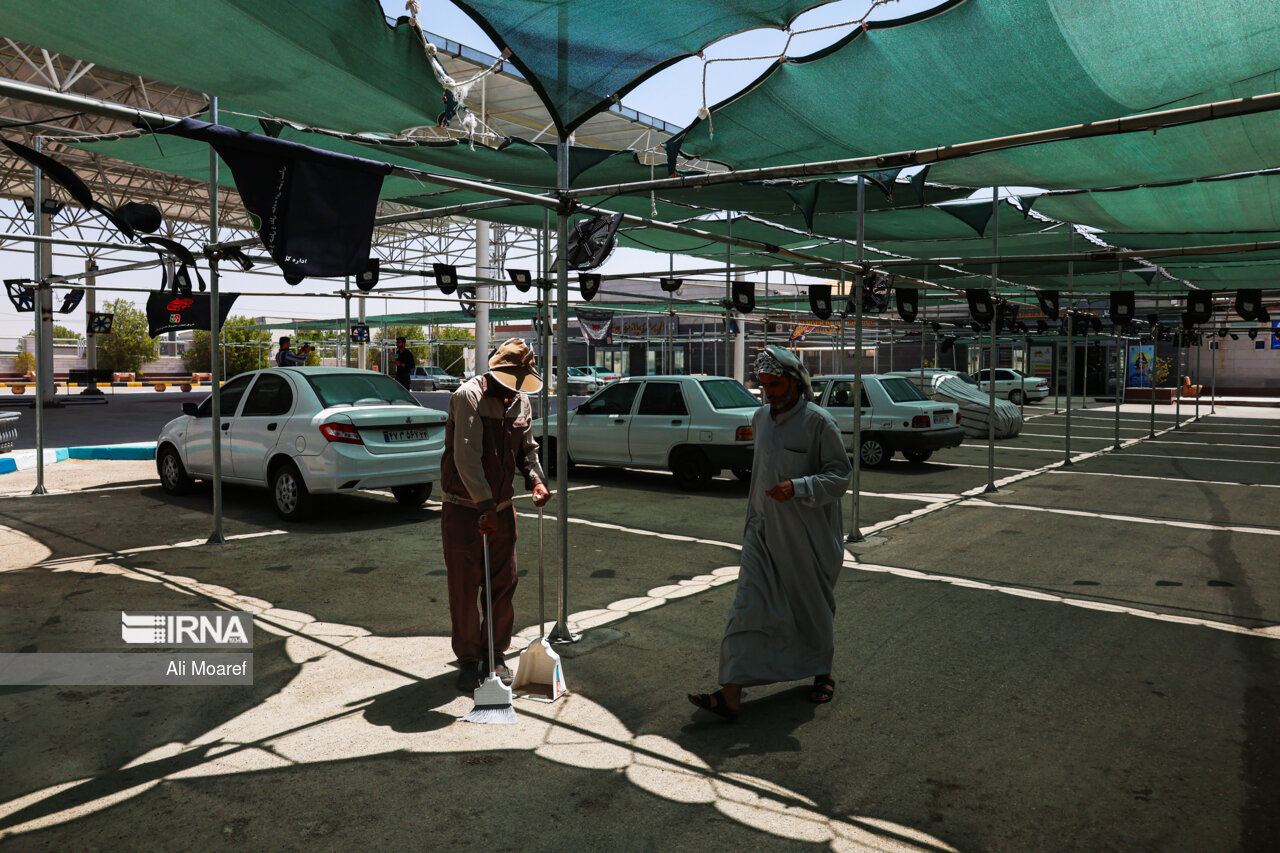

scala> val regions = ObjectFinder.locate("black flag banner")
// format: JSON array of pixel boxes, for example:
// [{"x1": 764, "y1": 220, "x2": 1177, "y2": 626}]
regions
[
  {"x1": 146, "y1": 291, "x2": 238, "y2": 338},
  {"x1": 161, "y1": 119, "x2": 392, "y2": 284},
  {"x1": 575, "y1": 308, "x2": 614, "y2": 344}
]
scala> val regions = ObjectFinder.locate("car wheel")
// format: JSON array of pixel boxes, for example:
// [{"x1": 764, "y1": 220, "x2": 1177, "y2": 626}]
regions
[
  {"x1": 859, "y1": 435, "x2": 892, "y2": 468},
  {"x1": 271, "y1": 460, "x2": 314, "y2": 521},
  {"x1": 392, "y1": 483, "x2": 432, "y2": 506},
  {"x1": 670, "y1": 446, "x2": 714, "y2": 491},
  {"x1": 157, "y1": 444, "x2": 195, "y2": 495},
  {"x1": 903, "y1": 450, "x2": 933, "y2": 464},
  {"x1": 1009, "y1": 389, "x2": 1025, "y2": 405},
  {"x1": 731, "y1": 467, "x2": 752, "y2": 482},
  {"x1": 540, "y1": 439, "x2": 574, "y2": 477}
]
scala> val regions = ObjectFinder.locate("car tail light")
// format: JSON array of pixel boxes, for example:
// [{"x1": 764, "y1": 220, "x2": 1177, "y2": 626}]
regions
[
  {"x1": 955, "y1": 411, "x2": 961, "y2": 423},
  {"x1": 320, "y1": 422, "x2": 363, "y2": 444},
  {"x1": 736, "y1": 425, "x2": 753, "y2": 441},
  {"x1": 911, "y1": 415, "x2": 931, "y2": 428}
]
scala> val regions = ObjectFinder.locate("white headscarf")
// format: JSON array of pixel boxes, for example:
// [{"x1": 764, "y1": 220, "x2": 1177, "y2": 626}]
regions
[{"x1": 754, "y1": 345, "x2": 813, "y2": 402}]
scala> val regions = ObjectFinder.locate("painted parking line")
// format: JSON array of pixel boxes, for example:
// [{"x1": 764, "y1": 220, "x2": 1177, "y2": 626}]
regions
[
  {"x1": 844, "y1": 558, "x2": 1280, "y2": 641},
  {"x1": 1046, "y1": 469, "x2": 1280, "y2": 489},
  {"x1": 1146, "y1": 438, "x2": 1280, "y2": 450},
  {"x1": 962, "y1": 498, "x2": 1280, "y2": 536},
  {"x1": 1113, "y1": 451, "x2": 1280, "y2": 465}
]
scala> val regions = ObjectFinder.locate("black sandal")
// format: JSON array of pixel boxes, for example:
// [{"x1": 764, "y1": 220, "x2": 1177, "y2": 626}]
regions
[
  {"x1": 809, "y1": 676, "x2": 835, "y2": 704},
  {"x1": 687, "y1": 689, "x2": 738, "y2": 721}
]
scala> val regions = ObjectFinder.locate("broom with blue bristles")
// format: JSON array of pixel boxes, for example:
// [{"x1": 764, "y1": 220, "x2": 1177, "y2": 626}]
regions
[{"x1": 463, "y1": 532, "x2": 517, "y2": 725}]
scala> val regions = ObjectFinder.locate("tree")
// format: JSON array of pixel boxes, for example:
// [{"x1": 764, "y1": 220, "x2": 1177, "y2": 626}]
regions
[
  {"x1": 374, "y1": 325, "x2": 428, "y2": 369},
  {"x1": 13, "y1": 350, "x2": 35, "y2": 374},
  {"x1": 294, "y1": 328, "x2": 341, "y2": 367},
  {"x1": 95, "y1": 298, "x2": 158, "y2": 375},
  {"x1": 26, "y1": 325, "x2": 82, "y2": 340},
  {"x1": 431, "y1": 325, "x2": 475, "y2": 376},
  {"x1": 183, "y1": 315, "x2": 272, "y2": 378}
]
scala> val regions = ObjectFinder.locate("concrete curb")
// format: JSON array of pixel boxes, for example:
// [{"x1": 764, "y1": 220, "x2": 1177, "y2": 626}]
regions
[{"x1": 0, "y1": 442, "x2": 156, "y2": 474}]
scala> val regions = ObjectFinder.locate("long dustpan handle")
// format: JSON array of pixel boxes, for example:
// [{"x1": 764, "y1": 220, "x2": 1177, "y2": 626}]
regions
[
  {"x1": 482, "y1": 531, "x2": 495, "y2": 678},
  {"x1": 538, "y1": 504, "x2": 545, "y2": 641}
]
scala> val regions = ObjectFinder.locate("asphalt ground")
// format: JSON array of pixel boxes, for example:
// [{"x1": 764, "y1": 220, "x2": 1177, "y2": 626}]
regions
[{"x1": 0, "y1": 403, "x2": 1276, "y2": 851}]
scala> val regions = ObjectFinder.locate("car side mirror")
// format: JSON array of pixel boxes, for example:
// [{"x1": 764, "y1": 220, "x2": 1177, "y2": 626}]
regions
[{"x1": 182, "y1": 402, "x2": 200, "y2": 417}]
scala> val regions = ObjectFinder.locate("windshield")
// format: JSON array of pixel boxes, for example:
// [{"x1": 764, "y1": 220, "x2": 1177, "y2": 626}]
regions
[
  {"x1": 567, "y1": 367, "x2": 585, "y2": 376},
  {"x1": 426, "y1": 367, "x2": 448, "y2": 376},
  {"x1": 700, "y1": 379, "x2": 760, "y2": 409},
  {"x1": 880, "y1": 377, "x2": 930, "y2": 403},
  {"x1": 305, "y1": 373, "x2": 420, "y2": 408}
]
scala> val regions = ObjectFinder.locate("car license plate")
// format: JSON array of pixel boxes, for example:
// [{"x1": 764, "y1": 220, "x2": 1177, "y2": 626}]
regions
[
  {"x1": 934, "y1": 412, "x2": 951, "y2": 424},
  {"x1": 383, "y1": 427, "x2": 432, "y2": 442}
]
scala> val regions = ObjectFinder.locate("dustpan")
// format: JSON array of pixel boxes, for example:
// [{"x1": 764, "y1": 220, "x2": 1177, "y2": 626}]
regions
[{"x1": 513, "y1": 504, "x2": 567, "y2": 701}]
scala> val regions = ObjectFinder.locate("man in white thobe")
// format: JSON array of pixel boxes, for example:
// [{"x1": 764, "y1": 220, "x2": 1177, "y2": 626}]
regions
[{"x1": 689, "y1": 346, "x2": 851, "y2": 720}]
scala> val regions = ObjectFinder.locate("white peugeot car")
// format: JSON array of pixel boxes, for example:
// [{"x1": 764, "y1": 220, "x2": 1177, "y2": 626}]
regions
[
  {"x1": 156, "y1": 367, "x2": 446, "y2": 520},
  {"x1": 969, "y1": 368, "x2": 1050, "y2": 404},
  {"x1": 538, "y1": 375, "x2": 759, "y2": 490}
]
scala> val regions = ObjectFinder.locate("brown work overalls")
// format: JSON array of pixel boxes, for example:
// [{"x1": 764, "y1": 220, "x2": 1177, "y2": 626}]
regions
[{"x1": 440, "y1": 374, "x2": 543, "y2": 665}]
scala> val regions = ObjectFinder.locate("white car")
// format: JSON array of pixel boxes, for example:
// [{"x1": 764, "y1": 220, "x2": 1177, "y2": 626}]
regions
[
  {"x1": 576, "y1": 366, "x2": 621, "y2": 384},
  {"x1": 409, "y1": 365, "x2": 461, "y2": 392},
  {"x1": 969, "y1": 368, "x2": 1050, "y2": 404},
  {"x1": 156, "y1": 367, "x2": 446, "y2": 520},
  {"x1": 538, "y1": 375, "x2": 759, "y2": 490},
  {"x1": 812, "y1": 374, "x2": 964, "y2": 467}
]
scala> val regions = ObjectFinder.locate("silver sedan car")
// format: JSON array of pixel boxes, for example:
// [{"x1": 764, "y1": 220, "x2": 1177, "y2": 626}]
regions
[{"x1": 156, "y1": 367, "x2": 446, "y2": 520}]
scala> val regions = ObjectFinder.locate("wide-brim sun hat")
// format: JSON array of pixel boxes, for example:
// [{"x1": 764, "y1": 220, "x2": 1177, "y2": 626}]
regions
[{"x1": 488, "y1": 338, "x2": 543, "y2": 393}]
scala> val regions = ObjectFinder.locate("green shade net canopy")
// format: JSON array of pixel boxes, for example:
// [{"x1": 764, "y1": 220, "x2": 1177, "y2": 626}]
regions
[
  {"x1": 670, "y1": 0, "x2": 1280, "y2": 189},
  {"x1": 447, "y1": 0, "x2": 834, "y2": 133},
  {"x1": 1030, "y1": 170, "x2": 1280, "y2": 234},
  {"x1": 0, "y1": 0, "x2": 446, "y2": 134}
]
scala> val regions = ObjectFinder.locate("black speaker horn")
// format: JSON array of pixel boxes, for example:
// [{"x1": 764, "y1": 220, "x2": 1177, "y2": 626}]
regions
[
  {"x1": 965, "y1": 288, "x2": 994, "y2": 324},
  {"x1": 895, "y1": 286, "x2": 919, "y2": 322},
  {"x1": 1235, "y1": 288, "x2": 1269, "y2": 322},
  {"x1": 1185, "y1": 291, "x2": 1212, "y2": 324},
  {"x1": 809, "y1": 285, "x2": 832, "y2": 320},
  {"x1": 433, "y1": 263, "x2": 458, "y2": 295},
  {"x1": 732, "y1": 281, "x2": 755, "y2": 314},
  {"x1": 1034, "y1": 289, "x2": 1060, "y2": 321},
  {"x1": 1110, "y1": 290, "x2": 1134, "y2": 324},
  {"x1": 578, "y1": 273, "x2": 601, "y2": 301}
]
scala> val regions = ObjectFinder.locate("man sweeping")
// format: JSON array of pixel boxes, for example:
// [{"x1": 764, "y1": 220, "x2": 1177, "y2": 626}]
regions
[
  {"x1": 689, "y1": 346, "x2": 852, "y2": 720},
  {"x1": 442, "y1": 339, "x2": 550, "y2": 692}
]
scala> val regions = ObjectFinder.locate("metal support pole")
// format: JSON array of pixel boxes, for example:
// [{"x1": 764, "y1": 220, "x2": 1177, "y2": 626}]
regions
[
  {"x1": 847, "y1": 176, "x2": 866, "y2": 544},
  {"x1": 206, "y1": 97, "x2": 225, "y2": 544},
  {"x1": 1210, "y1": 330, "x2": 1218, "y2": 414},
  {"x1": 29, "y1": 140, "x2": 48, "y2": 495},
  {"x1": 1019, "y1": 332, "x2": 1027, "y2": 422},
  {"x1": 1150, "y1": 284, "x2": 1158, "y2": 438},
  {"x1": 1114, "y1": 330, "x2": 1124, "y2": 450},
  {"x1": 475, "y1": 219, "x2": 491, "y2": 363},
  {"x1": 984, "y1": 187, "x2": 998, "y2": 494},
  {"x1": 724, "y1": 217, "x2": 733, "y2": 377},
  {"x1": 1175, "y1": 337, "x2": 1183, "y2": 429},
  {"x1": 83, "y1": 260, "x2": 102, "y2": 395},
  {"x1": 358, "y1": 295, "x2": 367, "y2": 369},
  {"x1": 343, "y1": 287, "x2": 351, "y2": 368},
  {"x1": 550, "y1": 138, "x2": 578, "y2": 644},
  {"x1": 1187, "y1": 335, "x2": 1198, "y2": 422}
]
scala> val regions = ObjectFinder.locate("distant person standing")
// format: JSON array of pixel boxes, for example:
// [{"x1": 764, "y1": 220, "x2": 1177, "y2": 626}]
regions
[
  {"x1": 688, "y1": 346, "x2": 851, "y2": 720},
  {"x1": 275, "y1": 336, "x2": 312, "y2": 367},
  {"x1": 392, "y1": 336, "x2": 416, "y2": 389}
]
